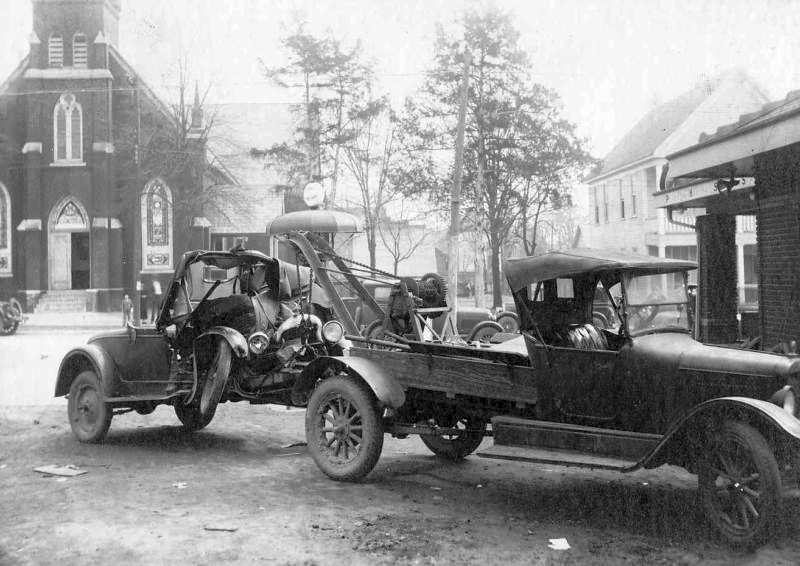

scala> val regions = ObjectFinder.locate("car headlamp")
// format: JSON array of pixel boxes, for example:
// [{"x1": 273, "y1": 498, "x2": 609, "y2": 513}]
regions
[
  {"x1": 248, "y1": 332, "x2": 271, "y2": 355},
  {"x1": 322, "y1": 320, "x2": 344, "y2": 343}
]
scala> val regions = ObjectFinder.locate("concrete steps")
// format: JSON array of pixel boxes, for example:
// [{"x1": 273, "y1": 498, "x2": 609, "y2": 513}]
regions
[{"x1": 34, "y1": 290, "x2": 89, "y2": 313}]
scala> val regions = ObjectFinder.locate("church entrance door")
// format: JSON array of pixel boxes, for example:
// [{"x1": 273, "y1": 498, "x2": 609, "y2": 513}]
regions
[{"x1": 48, "y1": 198, "x2": 90, "y2": 290}]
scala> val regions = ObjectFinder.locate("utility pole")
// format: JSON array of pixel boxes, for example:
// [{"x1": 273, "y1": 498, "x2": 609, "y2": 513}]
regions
[
  {"x1": 446, "y1": 50, "x2": 471, "y2": 339},
  {"x1": 129, "y1": 75, "x2": 142, "y2": 325}
]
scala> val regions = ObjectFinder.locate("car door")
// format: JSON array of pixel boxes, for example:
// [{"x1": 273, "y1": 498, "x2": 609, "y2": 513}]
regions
[
  {"x1": 104, "y1": 328, "x2": 173, "y2": 397},
  {"x1": 526, "y1": 277, "x2": 623, "y2": 423}
]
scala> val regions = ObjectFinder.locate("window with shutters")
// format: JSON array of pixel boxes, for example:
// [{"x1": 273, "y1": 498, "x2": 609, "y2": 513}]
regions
[
  {"x1": 53, "y1": 93, "x2": 83, "y2": 164},
  {"x1": 72, "y1": 34, "x2": 88, "y2": 68},
  {"x1": 48, "y1": 34, "x2": 63, "y2": 67}
]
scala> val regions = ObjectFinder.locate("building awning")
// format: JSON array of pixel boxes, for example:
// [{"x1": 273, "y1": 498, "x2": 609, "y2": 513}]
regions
[{"x1": 664, "y1": 101, "x2": 800, "y2": 183}]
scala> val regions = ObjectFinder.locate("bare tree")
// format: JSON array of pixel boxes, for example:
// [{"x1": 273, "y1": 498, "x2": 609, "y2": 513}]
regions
[{"x1": 378, "y1": 201, "x2": 430, "y2": 275}]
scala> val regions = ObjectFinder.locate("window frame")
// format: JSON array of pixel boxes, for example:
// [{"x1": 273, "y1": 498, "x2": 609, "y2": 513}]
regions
[
  {"x1": 52, "y1": 93, "x2": 84, "y2": 165},
  {"x1": 0, "y1": 182, "x2": 11, "y2": 276},
  {"x1": 48, "y1": 33, "x2": 63, "y2": 67},
  {"x1": 72, "y1": 33, "x2": 88, "y2": 68}
]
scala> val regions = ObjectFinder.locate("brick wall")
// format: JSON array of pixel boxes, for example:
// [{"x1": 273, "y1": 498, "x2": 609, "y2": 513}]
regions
[{"x1": 754, "y1": 143, "x2": 800, "y2": 347}]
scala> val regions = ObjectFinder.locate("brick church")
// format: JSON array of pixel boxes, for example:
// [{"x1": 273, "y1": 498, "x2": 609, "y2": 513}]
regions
[{"x1": 0, "y1": 0, "x2": 228, "y2": 313}]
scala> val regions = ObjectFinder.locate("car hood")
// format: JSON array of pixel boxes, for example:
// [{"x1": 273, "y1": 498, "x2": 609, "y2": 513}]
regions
[{"x1": 630, "y1": 333, "x2": 800, "y2": 378}]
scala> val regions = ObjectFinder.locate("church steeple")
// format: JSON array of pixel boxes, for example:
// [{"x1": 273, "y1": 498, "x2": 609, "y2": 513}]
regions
[{"x1": 188, "y1": 82, "x2": 204, "y2": 137}]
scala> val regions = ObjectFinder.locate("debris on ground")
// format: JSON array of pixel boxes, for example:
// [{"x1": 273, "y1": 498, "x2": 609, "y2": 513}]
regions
[
  {"x1": 548, "y1": 538, "x2": 571, "y2": 550},
  {"x1": 172, "y1": 482, "x2": 188, "y2": 489},
  {"x1": 282, "y1": 441, "x2": 307, "y2": 448},
  {"x1": 34, "y1": 464, "x2": 86, "y2": 477},
  {"x1": 203, "y1": 526, "x2": 238, "y2": 532}
]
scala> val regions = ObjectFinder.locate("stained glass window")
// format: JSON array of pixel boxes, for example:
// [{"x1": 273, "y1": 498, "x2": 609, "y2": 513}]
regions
[{"x1": 145, "y1": 180, "x2": 169, "y2": 246}]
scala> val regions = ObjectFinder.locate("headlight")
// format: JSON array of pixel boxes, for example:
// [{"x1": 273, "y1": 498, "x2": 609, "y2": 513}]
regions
[
  {"x1": 248, "y1": 332, "x2": 271, "y2": 355},
  {"x1": 322, "y1": 320, "x2": 344, "y2": 343}
]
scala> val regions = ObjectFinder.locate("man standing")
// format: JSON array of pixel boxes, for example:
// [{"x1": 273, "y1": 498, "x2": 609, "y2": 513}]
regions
[
  {"x1": 150, "y1": 280, "x2": 163, "y2": 323},
  {"x1": 122, "y1": 294, "x2": 133, "y2": 326}
]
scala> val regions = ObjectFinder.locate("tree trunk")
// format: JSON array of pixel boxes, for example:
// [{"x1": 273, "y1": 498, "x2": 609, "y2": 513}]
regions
[
  {"x1": 475, "y1": 232, "x2": 486, "y2": 308},
  {"x1": 490, "y1": 242, "x2": 502, "y2": 309}
]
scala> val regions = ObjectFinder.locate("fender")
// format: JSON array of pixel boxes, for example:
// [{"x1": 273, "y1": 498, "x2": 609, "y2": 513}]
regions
[
  {"x1": 195, "y1": 326, "x2": 248, "y2": 358},
  {"x1": 291, "y1": 355, "x2": 405, "y2": 409},
  {"x1": 639, "y1": 396, "x2": 800, "y2": 470},
  {"x1": 55, "y1": 343, "x2": 117, "y2": 397}
]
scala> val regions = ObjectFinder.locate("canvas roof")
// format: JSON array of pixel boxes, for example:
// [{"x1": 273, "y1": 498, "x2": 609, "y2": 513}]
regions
[{"x1": 503, "y1": 249, "x2": 697, "y2": 291}]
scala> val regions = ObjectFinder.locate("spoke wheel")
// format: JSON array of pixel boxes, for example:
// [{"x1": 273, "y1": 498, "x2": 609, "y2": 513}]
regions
[
  {"x1": 466, "y1": 321, "x2": 503, "y2": 343},
  {"x1": 496, "y1": 312, "x2": 519, "y2": 333},
  {"x1": 67, "y1": 370, "x2": 112, "y2": 443},
  {"x1": 698, "y1": 421, "x2": 781, "y2": 548},
  {"x1": 174, "y1": 401, "x2": 215, "y2": 431},
  {"x1": 363, "y1": 319, "x2": 401, "y2": 350},
  {"x1": 199, "y1": 338, "x2": 232, "y2": 420},
  {"x1": 420, "y1": 413, "x2": 486, "y2": 460},
  {"x1": 305, "y1": 375, "x2": 384, "y2": 481}
]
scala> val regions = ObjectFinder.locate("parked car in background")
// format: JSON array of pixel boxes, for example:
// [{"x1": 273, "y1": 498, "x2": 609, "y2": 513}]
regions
[
  {"x1": 0, "y1": 297, "x2": 23, "y2": 335},
  {"x1": 348, "y1": 277, "x2": 495, "y2": 338}
]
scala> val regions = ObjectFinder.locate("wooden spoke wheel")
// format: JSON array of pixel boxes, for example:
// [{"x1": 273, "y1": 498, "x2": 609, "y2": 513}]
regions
[
  {"x1": 698, "y1": 421, "x2": 781, "y2": 548},
  {"x1": 305, "y1": 375, "x2": 384, "y2": 481}
]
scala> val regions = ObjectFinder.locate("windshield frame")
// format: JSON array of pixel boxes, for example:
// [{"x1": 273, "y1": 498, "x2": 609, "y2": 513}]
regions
[{"x1": 621, "y1": 270, "x2": 692, "y2": 337}]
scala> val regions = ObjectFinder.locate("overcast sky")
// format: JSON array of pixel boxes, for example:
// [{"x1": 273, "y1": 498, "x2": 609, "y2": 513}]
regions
[{"x1": 2, "y1": 0, "x2": 800, "y2": 158}]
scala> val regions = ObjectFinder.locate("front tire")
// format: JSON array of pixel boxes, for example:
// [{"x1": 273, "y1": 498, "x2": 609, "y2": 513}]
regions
[
  {"x1": 174, "y1": 401, "x2": 215, "y2": 431},
  {"x1": 420, "y1": 413, "x2": 486, "y2": 460},
  {"x1": 698, "y1": 421, "x2": 781, "y2": 548},
  {"x1": 198, "y1": 339, "x2": 232, "y2": 421},
  {"x1": 305, "y1": 374, "x2": 384, "y2": 481},
  {"x1": 67, "y1": 370, "x2": 112, "y2": 443}
]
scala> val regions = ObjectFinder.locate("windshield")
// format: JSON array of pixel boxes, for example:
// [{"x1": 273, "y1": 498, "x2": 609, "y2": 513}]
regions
[{"x1": 623, "y1": 272, "x2": 691, "y2": 335}]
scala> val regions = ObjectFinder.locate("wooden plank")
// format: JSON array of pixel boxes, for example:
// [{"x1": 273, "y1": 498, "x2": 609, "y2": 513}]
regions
[
  {"x1": 477, "y1": 445, "x2": 636, "y2": 471},
  {"x1": 351, "y1": 347, "x2": 538, "y2": 404}
]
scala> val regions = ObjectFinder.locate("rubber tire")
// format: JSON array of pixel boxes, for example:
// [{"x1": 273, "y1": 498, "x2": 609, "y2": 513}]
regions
[
  {"x1": 466, "y1": 320, "x2": 504, "y2": 343},
  {"x1": 174, "y1": 401, "x2": 215, "y2": 432},
  {"x1": 420, "y1": 415, "x2": 486, "y2": 460},
  {"x1": 363, "y1": 319, "x2": 400, "y2": 350},
  {"x1": 495, "y1": 312, "x2": 519, "y2": 333},
  {"x1": 199, "y1": 338, "x2": 232, "y2": 420},
  {"x1": 67, "y1": 370, "x2": 112, "y2": 443},
  {"x1": 698, "y1": 421, "x2": 781, "y2": 549},
  {"x1": 305, "y1": 374, "x2": 384, "y2": 482}
]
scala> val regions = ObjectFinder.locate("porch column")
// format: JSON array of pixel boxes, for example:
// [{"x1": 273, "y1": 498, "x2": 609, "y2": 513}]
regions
[{"x1": 696, "y1": 214, "x2": 738, "y2": 343}]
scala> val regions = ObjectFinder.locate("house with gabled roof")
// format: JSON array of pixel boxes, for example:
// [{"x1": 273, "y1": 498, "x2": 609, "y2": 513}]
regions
[{"x1": 578, "y1": 70, "x2": 767, "y2": 314}]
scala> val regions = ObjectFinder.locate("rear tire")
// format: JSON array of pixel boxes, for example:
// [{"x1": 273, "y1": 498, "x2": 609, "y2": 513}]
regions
[
  {"x1": 698, "y1": 421, "x2": 781, "y2": 548},
  {"x1": 305, "y1": 374, "x2": 384, "y2": 481},
  {"x1": 420, "y1": 413, "x2": 486, "y2": 460},
  {"x1": 67, "y1": 370, "x2": 112, "y2": 443}
]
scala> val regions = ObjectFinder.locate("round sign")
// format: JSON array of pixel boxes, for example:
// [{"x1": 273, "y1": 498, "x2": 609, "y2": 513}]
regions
[{"x1": 303, "y1": 182, "x2": 325, "y2": 209}]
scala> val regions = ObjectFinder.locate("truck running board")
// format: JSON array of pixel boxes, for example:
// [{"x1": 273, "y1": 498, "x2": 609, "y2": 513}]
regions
[
  {"x1": 485, "y1": 416, "x2": 662, "y2": 464},
  {"x1": 477, "y1": 444, "x2": 637, "y2": 471}
]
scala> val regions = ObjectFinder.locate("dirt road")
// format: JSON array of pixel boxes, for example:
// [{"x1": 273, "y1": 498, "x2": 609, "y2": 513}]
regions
[{"x1": 2, "y1": 402, "x2": 800, "y2": 565}]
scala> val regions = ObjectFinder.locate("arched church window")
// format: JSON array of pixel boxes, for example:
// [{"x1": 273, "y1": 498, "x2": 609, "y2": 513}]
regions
[
  {"x1": 0, "y1": 183, "x2": 12, "y2": 275},
  {"x1": 48, "y1": 34, "x2": 63, "y2": 67},
  {"x1": 53, "y1": 93, "x2": 83, "y2": 163},
  {"x1": 72, "y1": 33, "x2": 88, "y2": 68},
  {"x1": 141, "y1": 179, "x2": 173, "y2": 270}
]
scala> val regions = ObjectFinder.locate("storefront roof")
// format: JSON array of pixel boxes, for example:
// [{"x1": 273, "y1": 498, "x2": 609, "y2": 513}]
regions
[{"x1": 664, "y1": 90, "x2": 800, "y2": 182}]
